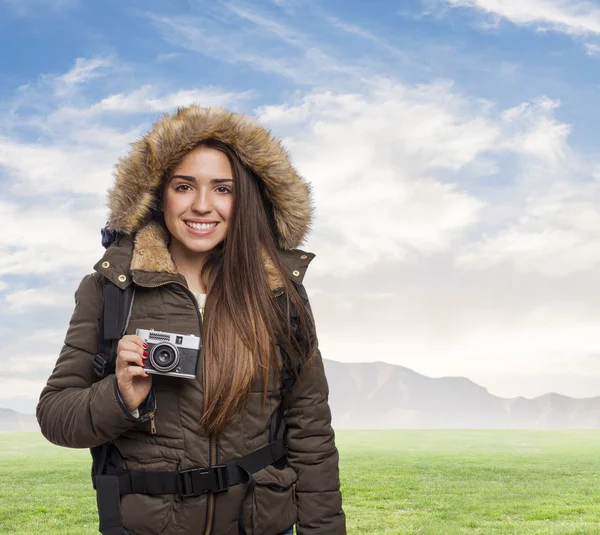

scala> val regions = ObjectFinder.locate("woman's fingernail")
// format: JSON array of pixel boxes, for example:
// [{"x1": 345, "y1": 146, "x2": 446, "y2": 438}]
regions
[
  {"x1": 143, "y1": 342, "x2": 148, "y2": 348},
  {"x1": 143, "y1": 351, "x2": 148, "y2": 357}
]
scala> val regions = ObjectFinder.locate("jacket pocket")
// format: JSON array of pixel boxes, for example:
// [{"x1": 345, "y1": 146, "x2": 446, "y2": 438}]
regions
[
  {"x1": 120, "y1": 457, "x2": 179, "y2": 535},
  {"x1": 252, "y1": 465, "x2": 298, "y2": 535}
]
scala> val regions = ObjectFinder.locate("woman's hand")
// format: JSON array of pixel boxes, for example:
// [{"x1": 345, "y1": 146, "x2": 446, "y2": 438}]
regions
[{"x1": 116, "y1": 335, "x2": 152, "y2": 412}]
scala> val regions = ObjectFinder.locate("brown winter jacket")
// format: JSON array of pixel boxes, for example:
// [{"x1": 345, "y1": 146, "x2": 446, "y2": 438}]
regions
[{"x1": 36, "y1": 106, "x2": 346, "y2": 535}]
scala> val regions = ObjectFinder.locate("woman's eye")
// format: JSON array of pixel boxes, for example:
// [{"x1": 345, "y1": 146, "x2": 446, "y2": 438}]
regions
[
  {"x1": 175, "y1": 184, "x2": 192, "y2": 192},
  {"x1": 216, "y1": 186, "x2": 232, "y2": 194}
]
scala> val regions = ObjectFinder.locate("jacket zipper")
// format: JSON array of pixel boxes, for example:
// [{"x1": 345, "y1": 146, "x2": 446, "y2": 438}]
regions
[
  {"x1": 148, "y1": 411, "x2": 156, "y2": 434},
  {"x1": 135, "y1": 278, "x2": 216, "y2": 534}
]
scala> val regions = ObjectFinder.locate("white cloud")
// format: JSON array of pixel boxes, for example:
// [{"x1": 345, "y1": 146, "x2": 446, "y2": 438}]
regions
[
  {"x1": 258, "y1": 82, "x2": 498, "y2": 273},
  {"x1": 0, "y1": 378, "x2": 46, "y2": 400},
  {"x1": 585, "y1": 42, "x2": 600, "y2": 55},
  {"x1": 0, "y1": 200, "x2": 106, "y2": 276},
  {"x1": 445, "y1": 0, "x2": 600, "y2": 36},
  {"x1": 149, "y1": 13, "x2": 367, "y2": 85},
  {"x1": 88, "y1": 86, "x2": 254, "y2": 114},
  {"x1": 0, "y1": 140, "x2": 118, "y2": 195},
  {"x1": 58, "y1": 57, "x2": 113, "y2": 87},
  {"x1": 456, "y1": 98, "x2": 600, "y2": 276},
  {"x1": 5, "y1": 288, "x2": 74, "y2": 313}
]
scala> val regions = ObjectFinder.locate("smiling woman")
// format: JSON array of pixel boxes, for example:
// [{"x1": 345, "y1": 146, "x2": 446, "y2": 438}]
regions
[{"x1": 35, "y1": 105, "x2": 346, "y2": 535}]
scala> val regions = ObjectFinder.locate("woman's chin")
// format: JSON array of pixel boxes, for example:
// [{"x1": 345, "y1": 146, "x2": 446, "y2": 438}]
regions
[{"x1": 174, "y1": 234, "x2": 223, "y2": 254}]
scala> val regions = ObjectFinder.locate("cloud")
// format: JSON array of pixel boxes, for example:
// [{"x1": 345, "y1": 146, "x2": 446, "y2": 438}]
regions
[
  {"x1": 0, "y1": 378, "x2": 46, "y2": 401},
  {"x1": 58, "y1": 57, "x2": 114, "y2": 87},
  {"x1": 455, "y1": 98, "x2": 600, "y2": 276},
  {"x1": 585, "y1": 42, "x2": 600, "y2": 55},
  {"x1": 87, "y1": 86, "x2": 254, "y2": 114},
  {"x1": 323, "y1": 15, "x2": 409, "y2": 60},
  {"x1": 445, "y1": 0, "x2": 600, "y2": 36},
  {"x1": 257, "y1": 81, "x2": 499, "y2": 273},
  {"x1": 149, "y1": 12, "x2": 367, "y2": 85},
  {"x1": 5, "y1": 288, "x2": 75, "y2": 313},
  {"x1": 0, "y1": 141, "x2": 118, "y2": 195}
]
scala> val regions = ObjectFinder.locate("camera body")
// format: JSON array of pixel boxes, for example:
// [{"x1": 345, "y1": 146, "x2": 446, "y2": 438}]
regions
[{"x1": 135, "y1": 328, "x2": 200, "y2": 379}]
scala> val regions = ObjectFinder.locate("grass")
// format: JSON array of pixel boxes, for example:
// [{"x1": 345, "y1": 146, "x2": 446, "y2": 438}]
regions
[{"x1": 3, "y1": 430, "x2": 600, "y2": 534}]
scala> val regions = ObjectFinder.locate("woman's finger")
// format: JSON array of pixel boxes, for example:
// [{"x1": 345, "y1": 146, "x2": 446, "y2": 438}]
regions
[
  {"x1": 126, "y1": 366, "x2": 149, "y2": 378},
  {"x1": 118, "y1": 338, "x2": 145, "y2": 355},
  {"x1": 117, "y1": 349, "x2": 146, "y2": 369}
]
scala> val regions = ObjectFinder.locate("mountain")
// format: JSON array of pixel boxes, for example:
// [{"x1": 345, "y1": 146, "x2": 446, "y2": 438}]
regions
[
  {"x1": 4, "y1": 360, "x2": 600, "y2": 431},
  {"x1": 0, "y1": 408, "x2": 39, "y2": 432},
  {"x1": 322, "y1": 359, "x2": 600, "y2": 429}
]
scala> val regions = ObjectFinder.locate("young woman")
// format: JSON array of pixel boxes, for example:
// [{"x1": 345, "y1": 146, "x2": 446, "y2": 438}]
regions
[{"x1": 36, "y1": 105, "x2": 346, "y2": 535}]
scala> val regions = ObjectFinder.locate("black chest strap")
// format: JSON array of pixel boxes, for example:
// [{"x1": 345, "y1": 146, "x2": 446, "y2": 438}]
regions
[{"x1": 93, "y1": 433, "x2": 286, "y2": 535}]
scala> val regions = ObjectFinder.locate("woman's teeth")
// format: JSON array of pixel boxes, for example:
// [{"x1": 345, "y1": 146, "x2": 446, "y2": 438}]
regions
[{"x1": 186, "y1": 221, "x2": 218, "y2": 230}]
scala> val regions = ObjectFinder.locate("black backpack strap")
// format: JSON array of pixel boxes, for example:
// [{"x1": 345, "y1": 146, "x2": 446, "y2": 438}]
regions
[
  {"x1": 93, "y1": 280, "x2": 135, "y2": 379},
  {"x1": 91, "y1": 443, "x2": 127, "y2": 535},
  {"x1": 91, "y1": 270, "x2": 135, "y2": 534}
]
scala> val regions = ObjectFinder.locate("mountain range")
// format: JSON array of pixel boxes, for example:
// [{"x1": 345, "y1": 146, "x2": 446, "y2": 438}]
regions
[{"x1": 3, "y1": 359, "x2": 600, "y2": 431}]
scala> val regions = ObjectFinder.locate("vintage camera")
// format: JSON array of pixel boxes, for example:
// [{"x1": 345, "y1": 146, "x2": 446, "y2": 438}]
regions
[{"x1": 136, "y1": 328, "x2": 200, "y2": 379}]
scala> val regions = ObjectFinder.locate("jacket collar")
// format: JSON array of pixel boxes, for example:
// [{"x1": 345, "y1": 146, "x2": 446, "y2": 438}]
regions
[{"x1": 93, "y1": 221, "x2": 314, "y2": 293}]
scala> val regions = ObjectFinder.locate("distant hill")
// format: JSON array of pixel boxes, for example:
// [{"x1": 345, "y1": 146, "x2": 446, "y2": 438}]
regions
[
  {"x1": 322, "y1": 359, "x2": 600, "y2": 429},
  {"x1": 0, "y1": 408, "x2": 39, "y2": 432},
  {"x1": 4, "y1": 360, "x2": 600, "y2": 430}
]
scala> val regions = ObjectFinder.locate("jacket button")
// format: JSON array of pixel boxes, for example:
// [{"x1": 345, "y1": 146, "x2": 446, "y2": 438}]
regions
[
  {"x1": 300, "y1": 255, "x2": 308, "y2": 259},
  {"x1": 292, "y1": 270, "x2": 300, "y2": 277},
  {"x1": 102, "y1": 261, "x2": 110, "y2": 269},
  {"x1": 118, "y1": 274, "x2": 127, "y2": 282}
]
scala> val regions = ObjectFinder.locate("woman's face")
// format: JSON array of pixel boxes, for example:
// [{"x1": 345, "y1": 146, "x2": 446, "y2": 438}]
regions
[{"x1": 162, "y1": 145, "x2": 234, "y2": 255}]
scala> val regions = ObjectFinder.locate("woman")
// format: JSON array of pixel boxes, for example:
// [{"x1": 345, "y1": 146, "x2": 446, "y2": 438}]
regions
[{"x1": 36, "y1": 105, "x2": 346, "y2": 535}]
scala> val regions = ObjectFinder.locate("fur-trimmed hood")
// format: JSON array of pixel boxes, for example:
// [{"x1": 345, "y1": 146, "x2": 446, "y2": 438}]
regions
[
  {"x1": 96, "y1": 105, "x2": 314, "y2": 290},
  {"x1": 107, "y1": 105, "x2": 313, "y2": 250}
]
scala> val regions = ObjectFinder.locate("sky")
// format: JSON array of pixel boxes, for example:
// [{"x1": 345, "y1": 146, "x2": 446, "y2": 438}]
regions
[{"x1": 2, "y1": 0, "x2": 600, "y2": 413}]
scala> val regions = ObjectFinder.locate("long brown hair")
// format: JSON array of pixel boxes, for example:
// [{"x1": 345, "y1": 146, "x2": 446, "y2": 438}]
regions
[{"x1": 163, "y1": 139, "x2": 316, "y2": 436}]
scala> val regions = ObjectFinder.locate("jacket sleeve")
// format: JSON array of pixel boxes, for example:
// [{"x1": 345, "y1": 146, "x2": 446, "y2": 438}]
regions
[
  {"x1": 36, "y1": 273, "x2": 142, "y2": 448},
  {"x1": 284, "y1": 284, "x2": 346, "y2": 534}
]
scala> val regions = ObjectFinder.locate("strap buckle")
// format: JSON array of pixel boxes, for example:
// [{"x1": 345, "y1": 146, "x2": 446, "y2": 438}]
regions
[
  {"x1": 212, "y1": 464, "x2": 229, "y2": 493},
  {"x1": 178, "y1": 465, "x2": 229, "y2": 497},
  {"x1": 93, "y1": 355, "x2": 108, "y2": 378}
]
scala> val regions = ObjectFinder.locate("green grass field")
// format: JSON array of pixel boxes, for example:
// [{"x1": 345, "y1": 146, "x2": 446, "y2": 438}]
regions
[{"x1": 2, "y1": 430, "x2": 600, "y2": 534}]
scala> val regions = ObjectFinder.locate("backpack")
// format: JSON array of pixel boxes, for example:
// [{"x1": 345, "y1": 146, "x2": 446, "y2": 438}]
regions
[{"x1": 90, "y1": 227, "x2": 302, "y2": 535}]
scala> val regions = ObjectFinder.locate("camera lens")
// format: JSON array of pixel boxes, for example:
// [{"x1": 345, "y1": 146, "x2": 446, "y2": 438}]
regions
[{"x1": 149, "y1": 343, "x2": 180, "y2": 372}]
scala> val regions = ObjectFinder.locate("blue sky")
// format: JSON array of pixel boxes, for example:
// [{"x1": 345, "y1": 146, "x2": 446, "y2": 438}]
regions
[{"x1": 3, "y1": 0, "x2": 600, "y2": 413}]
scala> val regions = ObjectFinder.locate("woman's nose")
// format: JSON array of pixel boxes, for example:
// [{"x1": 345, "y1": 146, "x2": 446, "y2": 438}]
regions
[{"x1": 192, "y1": 189, "x2": 212, "y2": 213}]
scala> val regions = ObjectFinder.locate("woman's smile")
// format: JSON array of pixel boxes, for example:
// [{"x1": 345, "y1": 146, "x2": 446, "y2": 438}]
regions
[{"x1": 184, "y1": 220, "x2": 219, "y2": 236}]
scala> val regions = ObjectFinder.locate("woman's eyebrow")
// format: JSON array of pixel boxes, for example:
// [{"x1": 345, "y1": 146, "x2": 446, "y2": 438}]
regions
[{"x1": 169, "y1": 175, "x2": 233, "y2": 184}]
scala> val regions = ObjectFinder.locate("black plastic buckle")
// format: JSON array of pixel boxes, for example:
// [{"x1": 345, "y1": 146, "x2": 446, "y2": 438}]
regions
[
  {"x1": 93, "y1": 355, "x2": 108, "y2": 378},
  {"x1": 178, "y1": 465, "x2": 229, "y2": 497},
  {"x1": 178, "y1": 468, "x2": 206, "y2": 497},
  {"x1": 211, "y1": 464, "x2": 229, "y2": 493}
]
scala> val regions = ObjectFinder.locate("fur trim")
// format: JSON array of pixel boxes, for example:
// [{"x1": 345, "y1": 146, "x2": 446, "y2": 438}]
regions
[
  {"x1": 107, "y1": 105, "x2": 313, "y2": 250},
  {"x1": 131, "y1": 221, "x2": 284, "y2": 290},
  {"x1": 130, "y1": 221, "x2": 178, "y2": 274}
]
